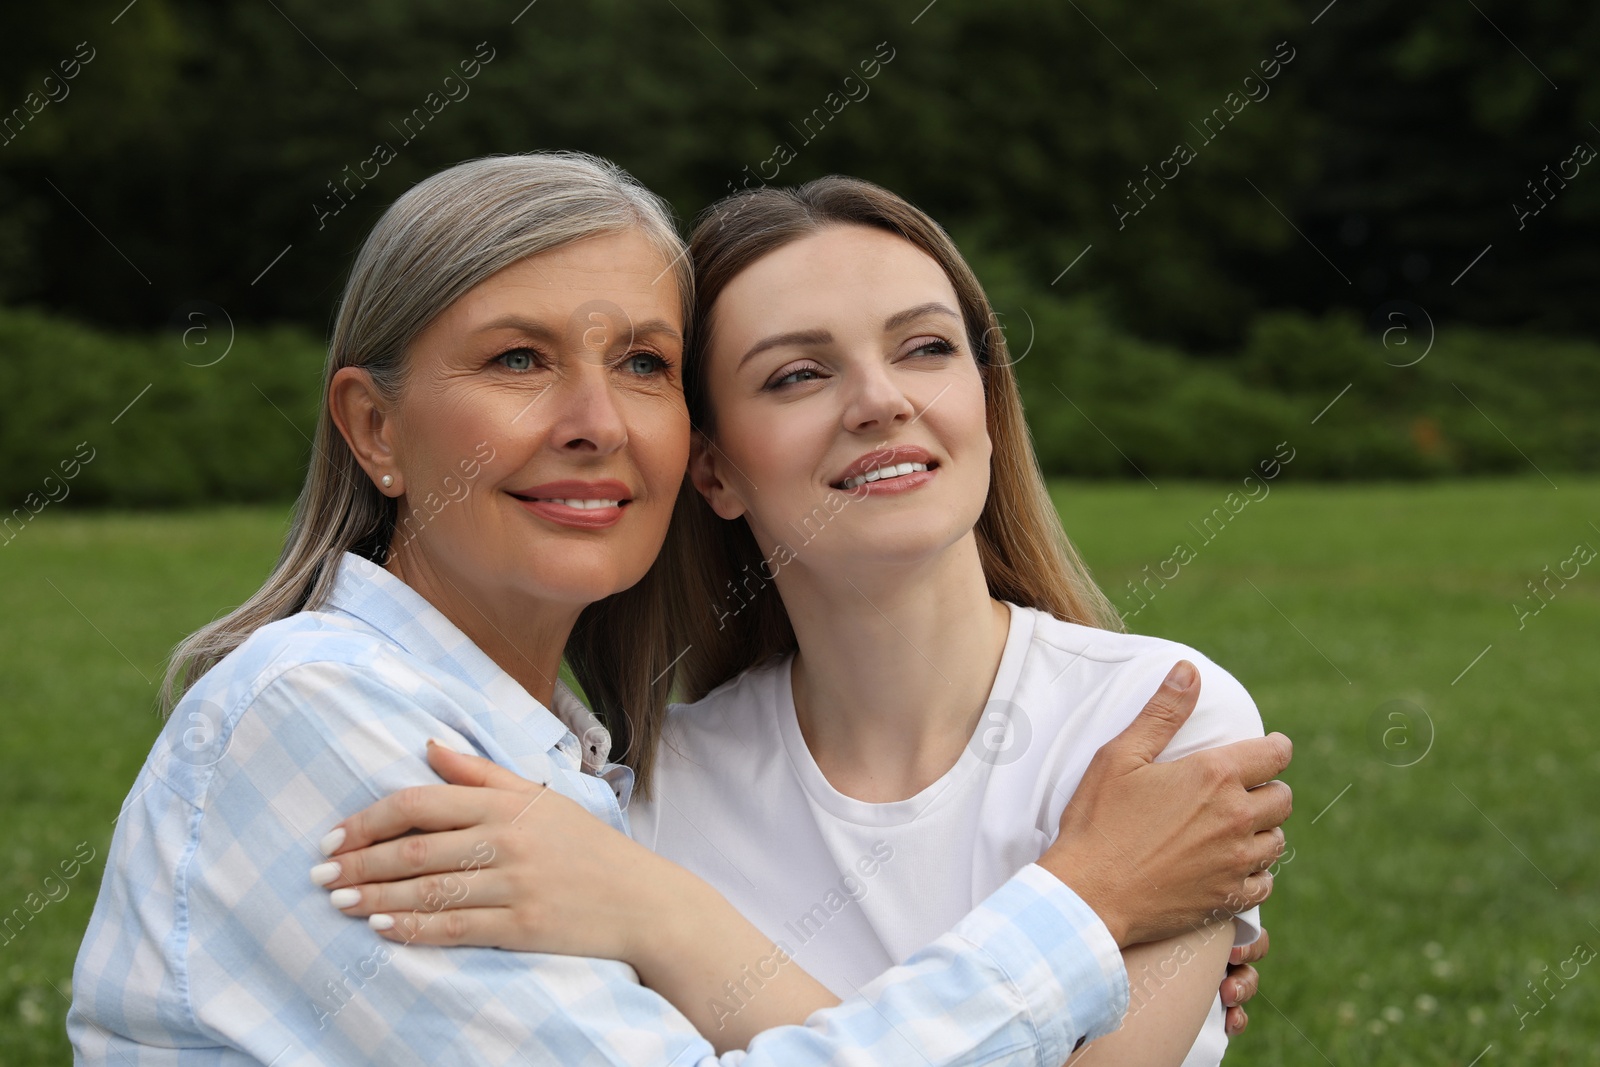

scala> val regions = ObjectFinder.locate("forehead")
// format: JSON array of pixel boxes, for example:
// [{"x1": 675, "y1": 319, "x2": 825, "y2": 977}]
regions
[
  {"x1": 450, "y1": 228, "x2": 682, "y2": 325},
  {"x1": 713, "y1": 225, "x2": 958, "y2": 338}
]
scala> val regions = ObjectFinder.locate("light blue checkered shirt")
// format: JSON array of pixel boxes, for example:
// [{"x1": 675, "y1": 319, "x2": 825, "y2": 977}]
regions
[{"x1": 69, "y1": 552, "x2": 1127, "y2": 1065}]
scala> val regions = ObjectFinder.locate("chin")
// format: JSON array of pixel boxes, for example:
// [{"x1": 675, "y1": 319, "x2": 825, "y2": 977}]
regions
[
  {"x1": 537, "y1": 556, "x2": 655, "y2": 606},
  {"x1": 509, "y1": 518, "x2": 663, "y2": 592},
  {"x1": 532, "y1": 569, "x2": 645, "y2": 607},
  {"x1": 819, "y1": 526, "x2": 968, "y2": 570}
]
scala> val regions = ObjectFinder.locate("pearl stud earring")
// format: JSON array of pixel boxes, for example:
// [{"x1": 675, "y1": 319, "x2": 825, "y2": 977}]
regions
[{"x1": 381, "y1": 475, "x2": 394, "y2": 489}]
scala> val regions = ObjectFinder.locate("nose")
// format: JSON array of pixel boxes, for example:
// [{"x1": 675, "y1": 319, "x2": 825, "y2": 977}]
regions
[
  {"x1": 841, "y1": 361, "x2": 916, "y2": 435},
  {"x1": 545, "y1": 361, "x2": 628, "y2": 456}
]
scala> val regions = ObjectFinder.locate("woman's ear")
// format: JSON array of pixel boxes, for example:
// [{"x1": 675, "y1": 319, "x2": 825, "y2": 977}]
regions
[
  {"x1": 688, "y1": 432, "x2": 747, "y2": 521},
  {"x1": 329, "y1": 367, "x2": 402, "y2": 495}
]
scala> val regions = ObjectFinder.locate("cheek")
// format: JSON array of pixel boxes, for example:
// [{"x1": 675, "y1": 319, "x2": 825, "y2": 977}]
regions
[
  {"x1": 719, "y1": 412, "x2": 801, "y2": 500},
  {"x1": 945, "y1": 374, "x2": 992, "y2": 460},
  {"x1": 397, "y1": 386, "x2": 502, "y2": 468},
  {"x1": 933, "y1": 376, "x2": 994, "y2": 509},
  {"x1": 632, "y1": 396, "x2": 691, "y2": 500}
]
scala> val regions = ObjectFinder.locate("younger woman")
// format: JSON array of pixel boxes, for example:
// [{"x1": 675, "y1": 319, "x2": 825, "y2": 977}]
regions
[{"x1": 630, "y1": 177, "x2": 1271, "y2": 1065}]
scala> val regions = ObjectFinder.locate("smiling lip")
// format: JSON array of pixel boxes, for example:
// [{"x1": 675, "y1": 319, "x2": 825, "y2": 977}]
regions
[
  {"x1": 830, "y1": 446, "x2": 939, "y2": 493},
  {"x1": 509, "y1": 479, "x2": 633, "y2": 529}
]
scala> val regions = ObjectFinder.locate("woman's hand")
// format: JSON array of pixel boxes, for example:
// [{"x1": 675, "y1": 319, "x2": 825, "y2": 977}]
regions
[
  {"x1": 312, "y1": 742, "x2": 713, "y2": 966},
  {"x1": 313, "y1": 741, "x2": 839, "y2": 1052},
  {"x1": 1221, "y1": 928, "x2": 1268, "y2": 1037},
  {"x1": 1039, "y1": 661, "x2": 1293, "y2": 948},
  {"x1": 313, "y1": 740, "x2": 672, "y2": 962}
]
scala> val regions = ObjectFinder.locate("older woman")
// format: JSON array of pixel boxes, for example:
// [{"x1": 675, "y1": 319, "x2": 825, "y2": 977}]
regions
[{"x1": 69, "y1": 153, "x2": 1289, "y2": 1065}]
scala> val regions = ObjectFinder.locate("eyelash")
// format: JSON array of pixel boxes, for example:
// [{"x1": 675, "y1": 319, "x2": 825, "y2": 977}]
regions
[
  {"x1": 494, "y1": 347, "x2": 545, "y2": 372},
  {"x1": 763, "y1": 339, "x2": 958, "y2": 391},
  {"x1": 766, "y1": 362, "x2": 825, "y2": 390},
  {"x1": 492, "y1": 347, "x2": 675, "y2": 378},
  {"x1": 910, "y1": 338, "x2": 958, "y2": 358},
  {"x1": 619, "y1": 351, "x2": 674, "y2": 378}
]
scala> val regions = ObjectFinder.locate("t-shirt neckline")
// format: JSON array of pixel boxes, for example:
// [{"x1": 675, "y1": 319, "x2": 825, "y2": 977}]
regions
[{"x1": 774, "y1": 601, "x2": 1038, "y2": 827}]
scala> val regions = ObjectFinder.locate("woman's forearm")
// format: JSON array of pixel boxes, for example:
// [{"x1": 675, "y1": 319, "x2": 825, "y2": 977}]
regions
[
  {"x1": 1064, "y1": 919, "x2": 1235, "y2": 1067},
  {"x1": 630, "y1": 859, "x2": 840, "y2": 1052},
  {"x1": 318, "y1": 744, "x2": 840, "y2": 1049}
]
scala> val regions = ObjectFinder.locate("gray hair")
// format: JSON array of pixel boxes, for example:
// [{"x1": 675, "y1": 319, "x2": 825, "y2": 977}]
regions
[{"x1": 162, "y1": 152, "x2": 690, "y2": 712}]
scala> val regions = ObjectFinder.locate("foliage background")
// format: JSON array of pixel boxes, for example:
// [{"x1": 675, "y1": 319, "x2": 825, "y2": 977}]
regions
[{"x1": 3, "y1": 0, "x2": 1599, "y2": 505}]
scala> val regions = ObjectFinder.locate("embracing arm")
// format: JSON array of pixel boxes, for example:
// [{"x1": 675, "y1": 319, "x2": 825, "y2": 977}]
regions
[
  {"x1": 1063, "y1": 921, "x2": 1235, "y2": 1067},
  {"x1": 325, "y1": 742, "x2": 841, "y2": 1051},
  {"x1": 175, "y1": 657, "x2": 1122, "y2": 1066},
  {"x1": 1050, "y1": 657, "x2": 1284, "y2": 1064},
  {"x1": 324, "y1": 745, "x2": 1126, "y2": 1064}
]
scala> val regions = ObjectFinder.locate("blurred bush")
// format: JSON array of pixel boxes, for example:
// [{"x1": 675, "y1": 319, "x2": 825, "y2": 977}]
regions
[
  {"x1": 970, "y1": 250, "x2": 1600, "y2": 480},
  {"x1": 4, "y1": 297, "x2": 1597, "y2": 510},
  {"x1": 1006, "y1": 294, "x2": 1600, "y2": 480},
  {"x1": 0, "y1": 306, "x2": 322, "y2": 509}
]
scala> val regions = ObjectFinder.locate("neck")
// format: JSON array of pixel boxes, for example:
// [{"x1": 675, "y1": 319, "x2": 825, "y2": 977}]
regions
[
  {"x1": 780, "y1": 533, "x2": 1011, "y2": 803},
  {"x1": 385, "y1": 544, "x2": 575, "y2": 708}
]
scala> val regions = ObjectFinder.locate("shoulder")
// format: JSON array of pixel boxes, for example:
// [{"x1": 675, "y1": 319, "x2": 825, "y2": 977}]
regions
[
  {"x1": 636, "y1": 655, "x2": 789, "y2": 824},
  {"x1": 189, "y1": 611, "x2": 462, "y2": 723},
  {"x1": 1019, "y1": 607, "x2": 1264, "y2": 754},
  {"x1": 659, "y1": 654, "x2": 791, "y2": 757},
  {"x1": 155, "y1": 611, "x2": 479, "y2": 800}
]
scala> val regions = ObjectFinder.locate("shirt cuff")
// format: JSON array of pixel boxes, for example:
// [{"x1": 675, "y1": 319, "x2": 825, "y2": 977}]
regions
[
  {"x1": 949, "y1": 863, "x2": 1130, "y2": 1065},
  {"x1": 1232, "y1": 904, "x2": 1263, "y2": 947}
]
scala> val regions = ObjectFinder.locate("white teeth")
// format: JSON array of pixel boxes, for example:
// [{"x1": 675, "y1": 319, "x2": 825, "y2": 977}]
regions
[
  {"x1": 842, "y1": 462, "x2": 928, "y2": 490},
  {"x1": 546, "y1": 498, "x2": 620, "y2": 509}
]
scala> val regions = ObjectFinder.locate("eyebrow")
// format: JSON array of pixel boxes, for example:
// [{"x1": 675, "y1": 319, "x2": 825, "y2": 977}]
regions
[
  {"x1": 475, "y1": 315, "x2": 562, "y2": 342},
  {"x1": 475, "y1": 314, "x2": 682, "y2": 344},
  {"x1": 737, "y1": 328, "x2": 833, "y2": 368},
  {"x1": 616, "y1": 317, "x2": 683, "y2": 344},
  {"x1": 737, "y1": 302, "x2": 962, "y2": 369},
  {"x1": 882, "y1": 301, "x2": 962, "y2": 333}
]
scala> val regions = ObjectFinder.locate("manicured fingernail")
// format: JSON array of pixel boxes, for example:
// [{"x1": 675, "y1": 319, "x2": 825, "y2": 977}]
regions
[
  {"x1": 368, "y1": 914, "x2": 395, "y2": 931},
  {"x1": 309, "y1": 862, "x2": 341, "y2": 887},
  {"x1": 318, "y1": 827, "x2": 346, "y2": 856},
  {"x1": 329, "y1": 888, "x2": 361, "y2": 909},
  {"x1": 427, "y1": 737, "x2": 459, "y2": 754}
]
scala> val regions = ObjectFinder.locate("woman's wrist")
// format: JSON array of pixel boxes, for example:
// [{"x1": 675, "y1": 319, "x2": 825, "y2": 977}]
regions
[
  {"x1": 623, "y1": 856, "x2": 728, "y2": 981},
  {"x1": 623, "y1": 858, "x2": 837, "y2": 1051},
  {"x1": 1035, "y1": 851, "x2": 1132, "y2": 948}
]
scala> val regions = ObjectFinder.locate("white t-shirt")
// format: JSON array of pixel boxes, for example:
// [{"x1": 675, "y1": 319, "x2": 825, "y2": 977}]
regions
[{"x1": 631, "y1": 603, "x2": 1265, "y2": 1066}]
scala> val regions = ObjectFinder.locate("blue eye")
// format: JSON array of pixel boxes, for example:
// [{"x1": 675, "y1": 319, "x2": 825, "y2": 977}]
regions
[
  {"x1": 909, "y1": 339, "x2": 957, "y2": 358},
  {"x1": 768, "y1": 365, "x2": 824, "y2": 389},
  {"x1": 497, "y1": 348, "x2": 536, "y2": 372},
  {"x1": 624, "y1": 352, "x2": 668, "y2": 376}
]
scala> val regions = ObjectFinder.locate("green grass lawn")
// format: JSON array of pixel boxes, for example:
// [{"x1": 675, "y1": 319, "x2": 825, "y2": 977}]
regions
[{"x1": 2, "y1": 481, "x2": 1597, "y2": 1064}]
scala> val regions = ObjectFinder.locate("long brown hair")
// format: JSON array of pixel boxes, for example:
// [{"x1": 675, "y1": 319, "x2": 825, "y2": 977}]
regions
[{"x1": 662, "y1": 176, "x2": 1123, "y2": 706}]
